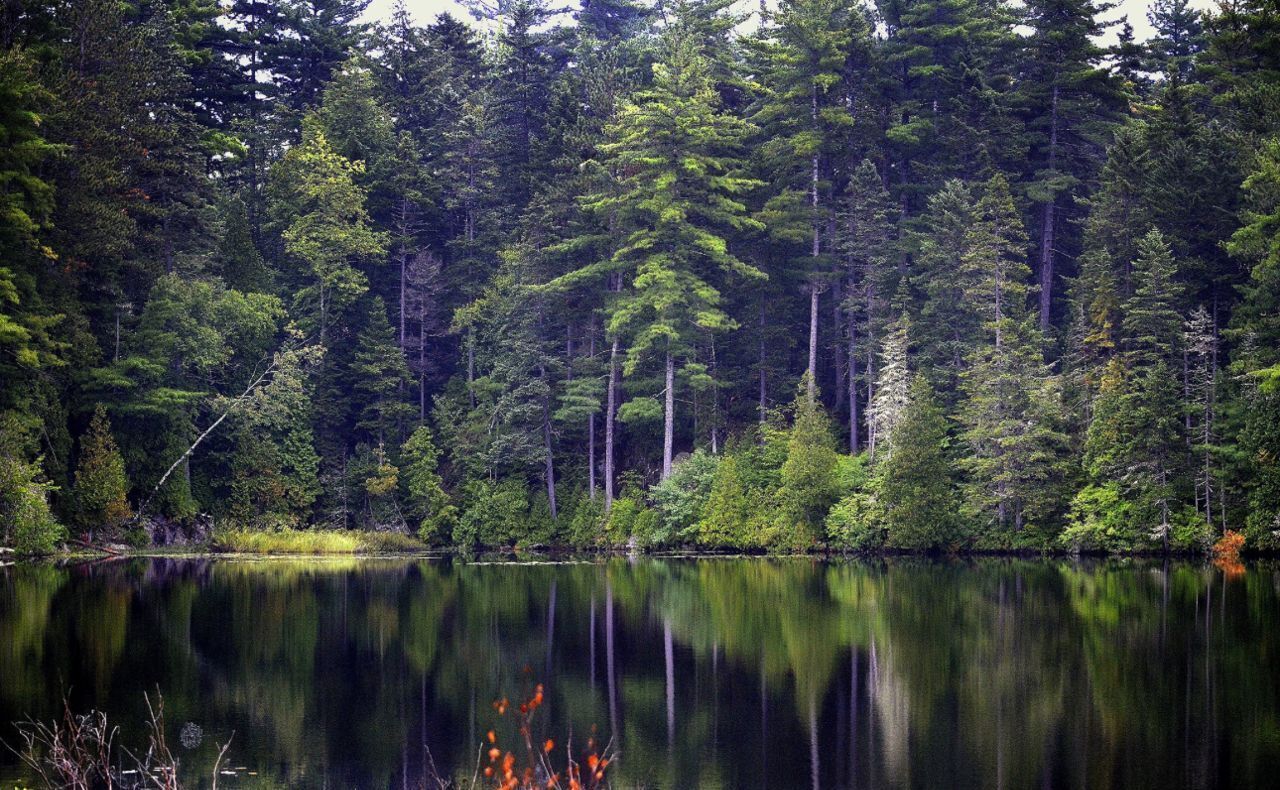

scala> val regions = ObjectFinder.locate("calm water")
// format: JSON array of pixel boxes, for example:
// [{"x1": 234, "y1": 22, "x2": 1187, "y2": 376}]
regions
[{"x1": 1, "y1": 557, "x2": 1277, "y2": 788}]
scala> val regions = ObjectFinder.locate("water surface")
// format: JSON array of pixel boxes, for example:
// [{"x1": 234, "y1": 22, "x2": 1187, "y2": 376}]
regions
[{"x1": 1, "y1": 557, "x2": 1276, "y2": 788}]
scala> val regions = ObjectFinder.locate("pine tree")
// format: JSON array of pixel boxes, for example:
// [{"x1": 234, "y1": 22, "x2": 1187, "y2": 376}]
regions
[
  {"x1": 400, "y1": 423, "x2": 456, "y2": 542},
  {"x1": 595, "y1": 29, "x2": 764, "y2": 480},
  {"x1": 1226, "y1": 139, "x2": 1280, "y2": 546},
  {"x1": 835, "y1": 160, "x2": 897, "y2": 453},
  {"x1": 1147, "y1": 0, "x2": 1205, "y2": 79},
  {"x1": 777, "y1": 377, "x2": 841, "y2": 545},
  {"x1": 876, "y1": 376, "x2": 957, "y2": 549},
  {"x1": 868, "y1": 316, "x2": 911, "y2": 459},
  {"x1": 72, "y1": 405, "x2": 131, "y2": 533},
  {"x1": 1018, "y1": 0, "x2": 1126, "y2": 330},
  {"x1": 352, "y1": 298, "x2": 413, "y2": 446},
  {"x1": 268, "y1": 118, "x2": 388, "y2": 343},
  {"x1": 912, "y1": 179, "x2": 981, "y2": 398},
  {"x1": 957, "y1": 174, "x2": 1067, "y2": 537},
  {"x1": 748, "y1": 0, "x2": 865, "y2": 401}
]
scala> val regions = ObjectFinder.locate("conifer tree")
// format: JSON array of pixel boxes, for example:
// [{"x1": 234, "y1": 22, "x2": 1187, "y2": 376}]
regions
[
  {"x1": 400, "y1": 423, "x2": 456, "y2": 542},
  {"x1": 748, "y1": 0, "x2": 864, "y2": 402},
  {"x1": 595, "y1": 29, "x2": 764, "y2": 480},
  {"x1": 868, "y1": 316, "x2": 912, "y2": 459},
  {"x1": 876, "y1": 376, "x2": 957, "y2": 549},
  {"x1": 1018, "y1": 0, "x2": 1125, "y2": 330},
  {"x1": 268, "y1": 118, "x2": 388, "y2": 343},
  {"x1": 72, "y1": 405, "x2": 131, "y2": 533},
  {"x1": 957, "y1": 174, "x2": 1067, "y2": 536},
  {"x1": 835, "y1": 160, "x2": 897, "y2": 453},
  {"x1": 352, "y1": 299, "x2": 414, "y2": 446}
]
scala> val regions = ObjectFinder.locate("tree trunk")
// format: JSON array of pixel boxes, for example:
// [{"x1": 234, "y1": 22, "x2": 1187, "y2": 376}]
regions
[
  {"x1": 662, "y1": 348, "x2": 675, "y2": 481},
  {"x1": 848, "y1": 312, "x2": 859, "y2": 454},
  {"x1": 758, "y1": 303, "x2": 768, "y2": 424},
  {"x1": 1038, "y1": 83, "x2": 1060, "y2": 332},
  {"x1": 604, "y1": 337, "x2": 619, "y2": 512},
  {"x1": 808, "y1": 285, "x2": 820, "y2": 402},
  {"x1": 588, "y1": 327, "x2": 597, "y2": 501}
]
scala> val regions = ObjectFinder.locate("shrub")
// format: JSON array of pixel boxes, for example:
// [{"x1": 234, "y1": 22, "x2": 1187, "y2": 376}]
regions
[
  {"x1": 825, "y1": 490, "x2": 884, "y2": 550},
  {"x1": 649, "y1": 449, "x2": 720, "y2": 544},
  {"x1": 454, "y1": 477, "x2": 528, "y2": 548},
  {"x1": 1060, "y1": 482, "x2": 1131, "y2": 552},
  {"x1": 1, "y1": 414, "x2": 65, "y2": 555}
]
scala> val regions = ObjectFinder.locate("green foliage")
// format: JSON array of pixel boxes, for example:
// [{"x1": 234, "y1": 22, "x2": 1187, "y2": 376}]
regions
[
  {"x1": 71, "y1": 405, "x2": 131, "y2": 532},
  {"x1": 0, "y1": 414, "x2": 64, "y2": 555},
  {"x1": 649, "y1": 449, "x2": 721, "y2": 544},
  {"x1": 775, "y1": 382, "x2": 841, "y2": 547},
  {"x1": 454, "y1": 477, "x2": 529, "y2": 548},
  {"x1": 400, "y1": 425, "x2": 457, "y2": 543},
  {"x1": 876, "y1": 378, "x2": 958, "y2": 550}
]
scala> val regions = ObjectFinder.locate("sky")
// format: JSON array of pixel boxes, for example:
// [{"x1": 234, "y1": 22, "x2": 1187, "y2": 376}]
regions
[{"x1": 363, "y1": 0, "x2": 1218, "y2": 42}]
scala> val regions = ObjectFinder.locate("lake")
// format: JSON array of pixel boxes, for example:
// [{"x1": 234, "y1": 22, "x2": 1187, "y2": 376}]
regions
[{"x1": 1, "y1": 557, "x2": 1276, "y2": 788}]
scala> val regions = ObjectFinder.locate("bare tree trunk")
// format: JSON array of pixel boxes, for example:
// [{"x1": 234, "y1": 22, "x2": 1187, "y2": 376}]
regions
[
  {"x1": 1038, "y1": 82, "x2": 1060, "y2": 332},
  {"x1": 663, "y1": 348, "x2": 675, "y2": 481},
  {"x1": 588, "y1": 326, "x2": 597, "y2": 500},
  {"x1": 808, "y1": 285, "x2": 820, "y2": 402},
  {"x1": 833, "y1": 280, "x2": 845, "y2": 415},
  {"x1": 759, "y1": 303, "x2": 768, "y2": 424},
  {"x1": 605, "y1": 337, "x2": 619, "y2": 512},
  {"x1": 848, "y1": 313, "x2": 859, "y2": 454},
  {"x1": 542, "y1": 393, "x2": 557, "y2": 519}
]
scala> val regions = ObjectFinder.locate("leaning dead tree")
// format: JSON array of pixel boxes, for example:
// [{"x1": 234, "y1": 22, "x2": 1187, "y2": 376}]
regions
[{"x1": 134, "y1": 338, "x2": 313, "y2": 522}]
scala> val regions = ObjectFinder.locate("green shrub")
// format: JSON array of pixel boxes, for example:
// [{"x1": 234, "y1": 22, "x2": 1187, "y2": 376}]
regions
[
  {"x1": 650, "y1": 449, "x2": 720, "y2": 544},
  {"x1": 1, "y1": 415, "x2": 65, "y2": 555},
  {"x1": 825, "y1": 490, "x2": 884, "y2": 550},
  {"x1": 454, "y1": 477, "x2": 528, "y2": 548},
  {"x1": 564, "y1": 493, "x2": 605, "y2": 548},
  {"x1": 1060, "y1": 482, "x2": 1132, "y2": 552},
  {"x1": 698, "y1": 452, "x2": 754, "y2": 548},
  {"x1": 604, "y1": 496, "x2": 641, "y2": 544}
]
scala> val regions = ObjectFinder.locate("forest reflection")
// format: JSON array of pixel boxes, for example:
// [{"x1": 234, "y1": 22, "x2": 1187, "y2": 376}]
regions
[{"x1": 1, "y1": 557, "x2": 1276, "y2": 788}]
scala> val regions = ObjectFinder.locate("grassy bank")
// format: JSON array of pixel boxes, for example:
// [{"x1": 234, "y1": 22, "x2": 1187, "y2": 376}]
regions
[{"x1": 212, "y1": 529, "x2": 428, "y2": 555}]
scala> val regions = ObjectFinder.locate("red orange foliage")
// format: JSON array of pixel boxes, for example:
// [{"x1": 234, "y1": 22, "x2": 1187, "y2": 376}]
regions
[{"x1": 474, "y1": 679, "x2": 614, "y2": 790}]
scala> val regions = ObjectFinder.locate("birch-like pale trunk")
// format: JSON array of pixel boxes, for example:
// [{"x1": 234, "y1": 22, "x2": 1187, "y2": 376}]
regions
[
  {"x1": 137, "y1": 352, "x2": 282, "y2": 519},
  {"x1": 848, "y1": 313, "x2": 859, "y2": 454},
  {"x1": 604, "y1": 337, "x2": 619, "y2": 512},
  {"x1": 662, "y1": 348, "x2": 674, "y2": 481}
]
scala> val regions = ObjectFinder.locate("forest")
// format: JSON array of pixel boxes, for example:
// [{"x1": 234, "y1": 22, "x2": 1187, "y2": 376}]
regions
[{"x1": 0, "y1": 0, "x2": 1277, "y2": 555}]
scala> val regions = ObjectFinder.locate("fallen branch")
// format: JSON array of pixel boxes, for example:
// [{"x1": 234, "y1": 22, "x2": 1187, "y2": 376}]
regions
[{"x1": 69, "y1": 538, "x2": 124, "y2": 556}]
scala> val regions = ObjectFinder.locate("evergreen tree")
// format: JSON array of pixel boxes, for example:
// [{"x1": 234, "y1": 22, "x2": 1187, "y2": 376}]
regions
[
  {"x1": 400, "y1": 423, "x2": 456, "y2": 542},
  {"x1": 876, "y1": 376, "x2": 957, "y2": 549},
  {"x1": 594, "y1": 29, "x2": 764, "y2": 480},
  {"x1": 835, "y1": 159, "x2": 897, "y2": 453},
  {"x1": 748, "y1": 0, "x2": 865, "y2": 401},
  {"x1": 957, "y1": 175, "x2": 1067, "y2": 538},
  {"x1": 776, "y1": 378, "x2": 841, "y2": 545},
  {"x1": 868, "y1": 316, "x2": 911, "y2": 458},
  {"x1": 352, "y1": 298, "x2": 413, "y2": 446},
  {"x1": 72, "y1": 405, "x2": 131, "y2": 533},
  {"x1": 1017, "y1": 0, "x2": 1126, "y2": 330},
  {"x1": 268, "y1": 118, "x2": 388, "y2": 343}
]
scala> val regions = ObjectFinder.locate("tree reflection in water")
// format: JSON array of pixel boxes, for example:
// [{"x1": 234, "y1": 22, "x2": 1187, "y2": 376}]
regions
[{"x1": 1, "y1": 557, "x2": 1276, "y2": 788}]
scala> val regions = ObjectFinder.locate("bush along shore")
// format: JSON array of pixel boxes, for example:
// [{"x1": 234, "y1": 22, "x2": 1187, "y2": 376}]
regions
[
  {"x1": 7, "y1": 385, "x2": 1261, "y2": 560},
  {"x1": 3, "y1": 0, "x2": 1279, "y2": 560}
]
